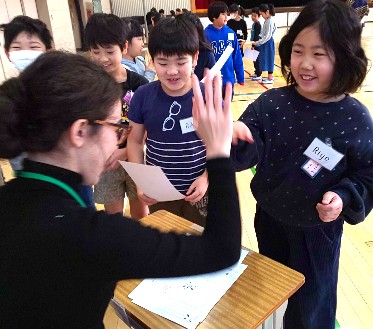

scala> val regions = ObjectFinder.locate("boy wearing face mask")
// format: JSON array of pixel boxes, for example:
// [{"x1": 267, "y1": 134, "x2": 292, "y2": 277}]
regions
[
  {"x1": 0, "y1": 16, "x2": 95, "y2": 208},
  {"x1": 1, "y1": 16, "x2": 52, "y2": 171},
  {"x1": 1, "y1": 15, "x2": 52, "y2": 73}
]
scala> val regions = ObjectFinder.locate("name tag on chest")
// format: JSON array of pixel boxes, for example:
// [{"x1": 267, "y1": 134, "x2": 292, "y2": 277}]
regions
[
  {"x1": 179, "y1": 117, "x2": 195, "y2": 134},
  {"x1": 303, "y1": 138, "x2": 344, "y2": 171}
]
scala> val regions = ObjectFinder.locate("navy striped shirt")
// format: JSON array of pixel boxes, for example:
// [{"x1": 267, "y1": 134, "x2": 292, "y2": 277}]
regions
[{"x1": 128, "y1": 81, "x2": 206, "y2": 194}]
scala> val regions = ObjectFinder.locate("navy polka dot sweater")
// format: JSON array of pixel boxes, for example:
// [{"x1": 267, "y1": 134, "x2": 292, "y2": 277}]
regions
[{"x1": 231, "y1": 86, "x2": 373, "y2": 227}]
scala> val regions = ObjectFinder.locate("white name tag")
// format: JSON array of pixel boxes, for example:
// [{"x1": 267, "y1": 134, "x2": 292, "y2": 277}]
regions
[
  {"x1": 303, "y1": 138, "x2": 344, "y2": 171},
  {"x1": 237, "y1": 29, "x2": 243, "y2": 35},
  {"x1": 179, "y1": 117, "x2": 195, "y2": 134},
  {"x1": 228, "y1": 33, "x2": 235, "y2": 40}
]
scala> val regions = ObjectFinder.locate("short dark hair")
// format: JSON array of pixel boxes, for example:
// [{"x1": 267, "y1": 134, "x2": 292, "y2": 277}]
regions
[
  {"x1": 84, "y1": 13, "x2": 128, "y2": 51},
  {"x1": 0, "y1": 51, "x2": 122, "y2": 158},
  {"x1": 159, "y1": 9, "x2": 165, "y2": 14},
  {"x1": 148, "y1": 17, "x2": 199, "y2": 59},
  {"x1": 251, "y1": 7, "x2": 260, "y2": 16},
  {"x1": 208, "y1": 1, "x2": 228, "y2": 22},
  {"x1": 151, "y1": 12, "x2": 163, "y2": 25},
  {"x1": 0, "y1": 15, "x2": 53, "y2": 51},
  {"x1": 229, "y1": 4, "x2": 246, "y2": 16},
  {"x1": 279, "y1": 0, "x2": 368, "y2": 96},
  {"x1": 181, "y1": 13, "x2": 212, "y2": 51},
  {"x1": 258, "y1": 4, "x2": 275, "y2": 16},
  {"x1": 122, "y1": 18, "x2": 143, "y2": 41}
]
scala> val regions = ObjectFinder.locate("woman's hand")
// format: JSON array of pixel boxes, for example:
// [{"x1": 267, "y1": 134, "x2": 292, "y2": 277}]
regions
[{"x1": 191, "y1": 73, "x2": 232, "y2": 159}]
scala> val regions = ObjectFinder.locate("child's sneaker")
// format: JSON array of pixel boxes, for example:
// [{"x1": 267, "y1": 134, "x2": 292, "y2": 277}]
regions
[
  {"x1": 249, "y1": 73, "x2": 257, "y2": 78},
  {"x1": 252, "y1": 76, "x2": 262, "y2": 81},
  {"x1": 262, "y1": 78, "x2": 274, "y2": 84}
]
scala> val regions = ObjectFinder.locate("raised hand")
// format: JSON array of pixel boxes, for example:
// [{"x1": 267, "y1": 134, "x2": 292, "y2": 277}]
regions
[{"x1": 191, "y1": 73, "x2": 233, "y2": 159}]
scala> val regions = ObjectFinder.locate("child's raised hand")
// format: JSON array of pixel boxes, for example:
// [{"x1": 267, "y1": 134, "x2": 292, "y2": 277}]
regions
[
  {"x1": 232, "y1": 121, "x2": 254, "y2": 145},
  {"x1": 185, "y1": 171, "x2": 208, "y2": 202},
  {"x1": 191, "y1": 72, "x2": 232, "y2": 159},
  {"x1": 316, "y1": 191, "x2": 343, "y2": 222}
]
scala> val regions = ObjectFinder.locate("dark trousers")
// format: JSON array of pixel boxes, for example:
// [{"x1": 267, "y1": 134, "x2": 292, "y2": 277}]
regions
[
  {"x1": 253, "y1": 59, "x2": 261, "y2": 77},
  {"x1": 150, "y1": 200, "x2": 206, "y2": 227},
  {"x1": 222, "y1": 84, "x2": 235, "y2": 101},
  {"x1": 254, "y1": 206, "x2": 343, "y2": 329}
]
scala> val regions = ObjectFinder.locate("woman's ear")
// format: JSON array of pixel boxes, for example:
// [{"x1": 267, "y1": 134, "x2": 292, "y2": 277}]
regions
[{"x1": 68, "y1": 119, "x2": 90, "y2": 148}]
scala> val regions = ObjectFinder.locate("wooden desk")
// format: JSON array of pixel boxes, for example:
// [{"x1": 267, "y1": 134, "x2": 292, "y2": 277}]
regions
[{"x1": 114, "y1": 210, "x2": 304, "y2": 329}]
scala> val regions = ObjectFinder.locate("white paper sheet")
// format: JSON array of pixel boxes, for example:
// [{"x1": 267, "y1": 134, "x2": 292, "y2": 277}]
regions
[
  {"x1": 119, "y1": 161, "x2": 185, "y2": 202},
  {"x1": 243, "y1": 47, "x2": 260, "y2": 61},
  {"x1": 201, "y1": 45, "x2": 234, "y2": 82},
  {"x1": 128, "y1": 250, "x2": 249, "y2": 328}
]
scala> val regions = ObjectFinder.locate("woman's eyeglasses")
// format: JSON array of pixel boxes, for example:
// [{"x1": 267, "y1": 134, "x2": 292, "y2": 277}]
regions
[{"x1": 93, "y1": 120, "x2": 132, "y2": 145}]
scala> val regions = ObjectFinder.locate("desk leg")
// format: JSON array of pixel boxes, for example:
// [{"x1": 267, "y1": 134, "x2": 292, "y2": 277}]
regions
[
  {"x1": 109, "y1": 298, "x2": 145, "y2": 329},
  {"x1": 257, "y1": 299, "x2": 288, "y2": 329}
]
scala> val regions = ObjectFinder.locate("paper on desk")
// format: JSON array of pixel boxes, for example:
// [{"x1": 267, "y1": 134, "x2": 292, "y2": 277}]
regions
[
  {"x1": 201, "y1": 45, "x2": 234, "y2": 83},
  {"x1": 128, "y1": 249, "x2": 249, "y2": 329},
  {"x1": 243, "y1": 48, "x2": 260, "y2": 61},
  {"x1": 119, "y1": 161, "x2": 185, "y2": 202}
]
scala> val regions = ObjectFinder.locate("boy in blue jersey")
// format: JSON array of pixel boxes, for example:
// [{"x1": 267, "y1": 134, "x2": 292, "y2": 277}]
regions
[
  {"x1": 127, "y1": 17, "x2": 208, "y2": 226},
  {"x1": 204, "y1": 1, "x2": 244, "y2": 97}
]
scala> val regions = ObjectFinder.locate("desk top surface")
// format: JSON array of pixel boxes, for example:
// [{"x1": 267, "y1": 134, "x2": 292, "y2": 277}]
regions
[{"x1": 114, "y1": 210, "x2": 305, "y2": 328}]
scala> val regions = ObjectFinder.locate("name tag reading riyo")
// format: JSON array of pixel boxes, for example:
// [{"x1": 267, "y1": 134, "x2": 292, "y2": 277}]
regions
[
  {"x1": 179, "y1": 117, "x2": 195, "y2": 134},
  {"x1": 303, "y1": 138, "x2": 344, "y2": 171}
]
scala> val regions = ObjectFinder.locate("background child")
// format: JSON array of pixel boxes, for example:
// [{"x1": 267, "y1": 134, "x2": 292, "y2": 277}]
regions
[
  {"x1": 0, "y1": 16, "x2": 51, "y2": 172},
  {"x1": 250, "y1": 7, "x2": 262, "y2": 80},
  {"x1": 231, "y1": 0, "x2": 371, "y2": 328},
  {"x1": 121, "y1": 18, "x2": 156, "y2": 82},
  {"x1": 204, "y1": 1, "x2": 244, "y2": 96},
  {"x1": 0, "y1": 15, "x2": 95, "y2": 208},
  {"x1": 84, "y1": 13, "x2": 149, "y2": 219},
  {"x1": 251, "y1": 3, "x2": 276, "y2": 84},
  {"x1": 127, "y1": 17, "x2": 208, "y2": 226},
  {"x1": 181, "y1": 13, "x2": 216, "y2": 81},
  {"x1": 227, "y1": 3, "x2": 248, "y2": 57}
]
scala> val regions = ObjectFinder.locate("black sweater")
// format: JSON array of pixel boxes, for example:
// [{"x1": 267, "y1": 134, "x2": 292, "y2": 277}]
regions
[
  {"x1": 227, "y1": 18, "x2": 248, "y2": 41},
  {"x1": 231, "y1": 86, "x2": 373, "y2": 227},
  {"x1": 0, "y1": 158, "x2": 241, "y2": 328}
]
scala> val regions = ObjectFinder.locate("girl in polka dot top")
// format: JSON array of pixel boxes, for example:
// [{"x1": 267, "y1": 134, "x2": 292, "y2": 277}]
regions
[{"x1": 231, "y1": 1, "x2": 372, "y2": 328}]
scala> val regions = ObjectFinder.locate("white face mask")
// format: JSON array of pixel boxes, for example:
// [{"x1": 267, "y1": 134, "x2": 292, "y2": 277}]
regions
[{"x1": 9, "y1": 50, "x2": 44, "y2": 72}]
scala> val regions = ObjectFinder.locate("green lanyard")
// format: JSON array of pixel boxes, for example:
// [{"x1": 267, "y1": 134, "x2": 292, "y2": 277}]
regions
[{"x1": 15, "y1": 171, "x2": 87, "y2": 208}]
